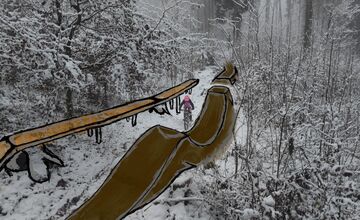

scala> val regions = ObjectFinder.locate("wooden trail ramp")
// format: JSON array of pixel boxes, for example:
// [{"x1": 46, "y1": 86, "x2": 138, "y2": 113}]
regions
[
  {"x1": 0, "y1": 79, "x2": 199, "y2": 170},
  {"x1": 68, "y1": 64, "x2": 238, "y2": 220}
]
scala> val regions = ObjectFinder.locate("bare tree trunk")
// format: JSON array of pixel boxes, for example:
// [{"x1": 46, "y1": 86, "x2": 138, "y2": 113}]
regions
[
  {"x1": 65, "y1": 87, "x2": 74, "y2": 118},
  {"x1": 103, "y1": 82, "x2": 109, "y2": 108},
  {"x1": 303, "y1": 0, "x2": 313, "y2": 50}
]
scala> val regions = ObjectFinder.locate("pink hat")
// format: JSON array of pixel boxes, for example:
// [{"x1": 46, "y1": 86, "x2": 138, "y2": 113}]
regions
[{"x1": 184, "y1": 95, "x2": 190, "y2": 101}]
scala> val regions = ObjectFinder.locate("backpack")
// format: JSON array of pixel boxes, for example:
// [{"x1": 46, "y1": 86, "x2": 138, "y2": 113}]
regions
[{"x1": 183, "y1": 100, "x2": 192, "y2": 110}]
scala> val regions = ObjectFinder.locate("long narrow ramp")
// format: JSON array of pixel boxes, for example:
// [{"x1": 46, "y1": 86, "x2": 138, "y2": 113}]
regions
[
  {"x1": 0, "y1": 79, "x2": 198, "y2": 170},
  {"x1": 68, "y1": 64, "x2": 238, "y2": 220}
]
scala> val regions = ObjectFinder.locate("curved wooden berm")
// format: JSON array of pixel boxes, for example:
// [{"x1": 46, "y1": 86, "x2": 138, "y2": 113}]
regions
[
  {"x1": 0, "y1": 79, "x2": 198, "y2": 171},
  {"x1": 68, "y1": 64, "x2": 238, "y2": 220},
  {"x1": 212, "y1": 63, "x2": 238, "y2": 85}
]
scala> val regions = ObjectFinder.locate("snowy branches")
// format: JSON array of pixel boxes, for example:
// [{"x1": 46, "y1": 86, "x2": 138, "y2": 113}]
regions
[
  {"x1": 0, "y1": 0, "x2": 210, "y2": 135},
  {"x1": 193, "y1": 0, "x2": 360, "y2": 219}
]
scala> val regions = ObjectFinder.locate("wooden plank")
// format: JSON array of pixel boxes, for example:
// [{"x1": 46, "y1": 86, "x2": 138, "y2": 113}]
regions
[
  {"x1": 0, "y1": 142, "x2": 11, "y2": 161},
  {"x1": 0, "y1": 79, "x2": 199, "y2": 169},
  {"x1": 212, "y1": 63, "x2": 238, "y2": 85}
]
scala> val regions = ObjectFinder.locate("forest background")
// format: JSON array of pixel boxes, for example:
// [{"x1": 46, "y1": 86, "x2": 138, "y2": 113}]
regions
[{"x1": 1, "y1": 0, "x2": 360, "y2": 219}]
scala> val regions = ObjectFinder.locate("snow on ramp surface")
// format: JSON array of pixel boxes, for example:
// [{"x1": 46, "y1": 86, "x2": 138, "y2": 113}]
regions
[{"x1": 0, "y1": 67, "x2": 218, "y2": 220}]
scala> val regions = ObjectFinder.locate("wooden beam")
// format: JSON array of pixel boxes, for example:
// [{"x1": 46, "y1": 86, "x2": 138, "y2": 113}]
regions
[{"x1": 0, "y1": 79, "x2": 199, "y2": 169}]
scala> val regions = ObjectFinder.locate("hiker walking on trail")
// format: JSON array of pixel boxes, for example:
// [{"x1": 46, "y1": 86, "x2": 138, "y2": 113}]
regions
[{"x1": 180, "y1": 95, "x2": 194, "y2": 126}]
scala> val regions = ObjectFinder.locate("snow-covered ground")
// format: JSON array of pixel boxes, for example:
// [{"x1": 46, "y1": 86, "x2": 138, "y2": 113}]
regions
[{"x1": 0, "y1": 66, "x2": 233, "y2": 220}]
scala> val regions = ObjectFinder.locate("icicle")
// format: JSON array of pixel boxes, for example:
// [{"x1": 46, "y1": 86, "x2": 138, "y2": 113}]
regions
[
  {"x1": 126, "y1": 117, "x2": 130, "y2": 122},
  {"x1": 87, "y1": 128, "x2": 93, "y2": 137},
  {"x1": 169, "y1": 99, "x2": 174, "y2": 110},
  {"x1": 176, "y1": 96, "x2": 181, "y2": 114},
  {"x1": 132, "y1": 114, "x2": 137, "y2": 127},
  {"x1": 188, "y1": 89, "x2": 192, "y2": 94},
  {"x1": 95, "y1": 127, "x2": 102, "y2": 144}
]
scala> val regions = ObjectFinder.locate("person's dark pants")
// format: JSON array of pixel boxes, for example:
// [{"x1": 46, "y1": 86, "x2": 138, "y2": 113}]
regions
[{"x1": 184, "y1": 107, "x2": 192, "y2": 121}]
